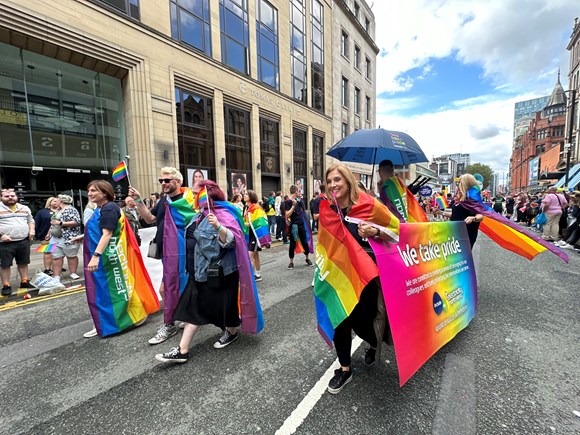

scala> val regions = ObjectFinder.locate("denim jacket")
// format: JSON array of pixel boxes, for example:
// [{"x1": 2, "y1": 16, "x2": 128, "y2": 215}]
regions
[{"x1": 193, "y1": 217, "x2": 237, "y2": 282}]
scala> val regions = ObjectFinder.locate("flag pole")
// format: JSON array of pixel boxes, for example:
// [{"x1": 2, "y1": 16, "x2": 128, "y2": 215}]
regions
[{"x1": 125, "y1": 156, "x2": 132, "y2": 186}]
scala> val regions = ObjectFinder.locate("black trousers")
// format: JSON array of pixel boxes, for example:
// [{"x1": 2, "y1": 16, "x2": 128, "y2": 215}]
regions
[
  {"x1": 275, "y1": 216, "x2": 287, "y2": 241},
  {"x1": 288, "y1": 224, "x2": 309, "y2": 259}
]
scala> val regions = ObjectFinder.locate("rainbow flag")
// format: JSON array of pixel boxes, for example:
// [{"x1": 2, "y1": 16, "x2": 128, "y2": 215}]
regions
[
  {"x1": 35, "y1": 243, "x2": 57, "y2": 253},
  {"x1": 112, "y1": 161, "x2": 128, "y2": 182},
  {"x1": 84, "y1": 207, "x2": 159, "y2": 337},
  {"x1": 162, "y1": 188, "x2": 199, "y2": 323},
  {"x1": 435, "y1": 194, "x2": 449, "y2": 210},
  {"x1": 245, "y1": 203, "x2": 271, "y2": 247},
  {"x1": 313, "y1": 192, "x2": 400, "y2": 345},
  {"x1": 460, "y1": 187, "x2": 568, "y2": 263},
  {"x1": 379, "y1": 176, "x2": 428, "y2": 223},
  {"x1": 195, "y1": 187, "x2": 209, "y2": 211},
  {"x1": 214, "y1": 200, "x2": 263, "y2": 334},
  {"x1": 292, "y1": 206, "x2": 314, "y2": 255}
]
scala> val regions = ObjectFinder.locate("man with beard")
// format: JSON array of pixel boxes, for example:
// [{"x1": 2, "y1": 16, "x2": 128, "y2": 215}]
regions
[
  {"x1": 129, "y1": 167, "x2": 185, "y2": 344},
  {"x1": 0, "y1": 189, "x2": 35, "y2": 296}
]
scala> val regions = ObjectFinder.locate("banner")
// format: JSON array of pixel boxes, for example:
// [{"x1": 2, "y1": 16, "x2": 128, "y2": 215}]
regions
[{"x1": 369, "y1": 221, "x2": 477, "y2": 386}]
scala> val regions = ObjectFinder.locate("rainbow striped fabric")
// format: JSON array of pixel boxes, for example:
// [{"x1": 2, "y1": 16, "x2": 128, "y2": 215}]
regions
[
  {"x1": 162, "y1": 188, "x2": 199, "y2": 323},
  {"x1": 195, "y1": 187, "x2": 209, "y2": 211},
  {"x1": 35, "y1": 243, "x2": 57, "y2": 253},
  {"x1": 245, "y1": 203, "x2": 271, "y2": 247},
  {"x1": 460, "y1": 187, "x2": 568, "y2": 263},
  {"x1": 292, "y1": 207, "x2": 314, "y2": 255},
  {"x1": 379, "y1": 176, "x2": 428, "y2": 223},
  {"x1": 112, "y1": 161, "x2": 127, "y2": 182},
  {"x1": 84, "y1": 207, "x2": 159, "y2": 337},
  {"x1": 313, "y1": 192, "x2": 400, "y2": 345}
]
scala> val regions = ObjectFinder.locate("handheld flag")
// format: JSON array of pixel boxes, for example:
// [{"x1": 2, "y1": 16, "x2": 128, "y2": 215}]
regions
[
  {"x1": 35, "y1": 243, "x2": 57, "y2": 253},
  {"x1": 112, "y1": 161, "x2": 128, "y2": 182},
  {"x1": 196, "y1": 186, "x2": 210, "y2": 213}
]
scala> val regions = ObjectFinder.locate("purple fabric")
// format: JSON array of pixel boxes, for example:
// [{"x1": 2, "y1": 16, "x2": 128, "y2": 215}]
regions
[{"x1": 162, "y1": 206, "x2": 181, "y2": 324}]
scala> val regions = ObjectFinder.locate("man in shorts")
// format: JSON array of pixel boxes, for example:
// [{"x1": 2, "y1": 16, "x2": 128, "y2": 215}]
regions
[
  {"x1": 0, "y1": 189, "x2": 35, "y2": 296},
  {"x1": 49, "y1": 194, "x2": 82, "y2": 282}
]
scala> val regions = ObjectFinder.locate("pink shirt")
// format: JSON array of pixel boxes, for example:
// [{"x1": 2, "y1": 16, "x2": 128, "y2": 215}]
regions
[{"x1": 542, "y1": 193, "x2": 568, "y2": 214}]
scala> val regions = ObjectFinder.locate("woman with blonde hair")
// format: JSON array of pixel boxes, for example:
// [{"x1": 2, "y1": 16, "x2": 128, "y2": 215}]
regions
[
  {"x1": 448, "y1": 174, "x2": 484, "y2": 248},
  {"x1": 34, "y1": 196, "x2": 59, "y2": 275}
]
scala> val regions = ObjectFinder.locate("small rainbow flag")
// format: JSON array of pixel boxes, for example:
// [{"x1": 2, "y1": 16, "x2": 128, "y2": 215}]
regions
[
  {"x1": 245, "y1": 203, "x2": 271, "y2": 247},
  {"x1": 435, "y1": 194, "x2": 449, "y2": 210},
  {"x1": 112, "y1": 161, "x2": 128, "y2": 182},
  {"x1": 35, "y1": 243, "x2": 57, "y2": 253},
  {"x1": 196, "y1": 186, "x2": 209, "y2": 211}
]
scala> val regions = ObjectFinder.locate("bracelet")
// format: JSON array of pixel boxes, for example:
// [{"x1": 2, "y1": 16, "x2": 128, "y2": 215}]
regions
[
  {"x1": 217, "y1": 225, "x2": 223, "y2": 232},
  {"x1": 135, "y1": 198, "x2": 143, "y2": 203},
  {"x1": 375, "y1": 227, "x2": 381, "y2": 237}
]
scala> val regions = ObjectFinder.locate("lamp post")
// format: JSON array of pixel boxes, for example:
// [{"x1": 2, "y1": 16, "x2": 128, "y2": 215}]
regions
[{"x1": 564, "y1": 89, "x2": 577, "y2": 189}]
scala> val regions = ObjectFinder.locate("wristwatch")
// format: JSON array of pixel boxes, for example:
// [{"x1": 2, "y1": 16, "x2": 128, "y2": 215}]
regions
[{"x1": 93, "y1": 252, "x2": 102, "y2": 257}]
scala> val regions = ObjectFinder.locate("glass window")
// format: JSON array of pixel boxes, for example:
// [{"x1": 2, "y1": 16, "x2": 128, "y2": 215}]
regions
[
  {"x1": 354, "y1": 45, "x2": 361, "y2": 70},
  {"x1": 354, "y1": 87, "x2": 360, "y2": 114},
  {"x1": 341, "y1": 30, "x2": 349, "y2": 58},
  {"x1": 310, "y1": 0, "x2": 324, "y2": 112},
  {"x1": 341, "y1": 123, "x2": 348, "y2": 138},
  {"x1": 170, "y1": 0, "x2": 212, "y2": 56},
  {"x1": 293, "y1": 127, "x2": 307, "y2": 197},
  {"x1": 220, "y1": 0, "x2": 249, "y2": 74},
  {"x1": 365, "y1": 56, "x2": 371, "y2": 80},
  {"x1": 312, "y1": 133, "x2": 324, "y2": 179},
  {"x1": 257, "y1": 0, "x2": 279, "y2": 89},
  {"x1": 354, "y1": 2, "x2": 360, "y2": 20},
  {"x1": 341, "y1": 76, "x2": 349, "y2": 107},
  {"x1": 290, "y1": 0, "x2": 307, "y2": 103},
  {"x1": 98, "y1": 0, "x2": 140, "y2": 20},
  {"x1": 365, "y1": 17, "x2": 370, "y2": 33},
  {"x1": 224, "y1": 105, "x2": 252, "y2": 182},
  {"x1": 260, "y1": 117, "x2": 280, "y2": 174},
  {"x1": 366, "y1": 95, "x2": 371, "y2": 120}
]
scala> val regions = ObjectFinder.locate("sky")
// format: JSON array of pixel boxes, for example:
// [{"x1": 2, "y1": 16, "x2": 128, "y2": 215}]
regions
[{"x1": 370, "y1": 0, "x2": 579, "y2": 175}]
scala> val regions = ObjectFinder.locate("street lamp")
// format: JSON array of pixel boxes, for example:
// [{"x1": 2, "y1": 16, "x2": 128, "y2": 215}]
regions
[{"x1": 564, "y1": 89, "x2": 577, "y2": 189}]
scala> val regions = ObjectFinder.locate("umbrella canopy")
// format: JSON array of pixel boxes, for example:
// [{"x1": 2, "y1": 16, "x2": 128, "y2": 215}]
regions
[{"x1": 327, "y1": 129, "x2": 429, "y2": 165}]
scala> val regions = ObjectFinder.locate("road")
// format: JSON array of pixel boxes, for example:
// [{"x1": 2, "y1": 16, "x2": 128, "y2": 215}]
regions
[{"x1": 0, "y1": 228, "x2": 579, "y2": 434}]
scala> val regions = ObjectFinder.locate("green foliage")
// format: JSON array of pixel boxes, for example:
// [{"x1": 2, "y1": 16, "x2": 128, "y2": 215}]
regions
[{"x1": 463, "y1": 163, "x2": 494, "y2": 189}]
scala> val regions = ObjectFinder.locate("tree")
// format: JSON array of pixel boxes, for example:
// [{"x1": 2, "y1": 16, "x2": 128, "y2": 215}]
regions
[{"x1": 463, "y1": 163, "x2": 494, "y2": 189}]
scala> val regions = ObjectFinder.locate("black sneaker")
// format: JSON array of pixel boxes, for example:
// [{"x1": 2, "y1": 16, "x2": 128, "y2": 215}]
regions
[
  {"x1": 364, "y1": 348, "x2": 376, "y2": 366},
  {"x1": 327, "y1": 368, "x2": 352, "y2": 394},
  {"x1": 1, "y1": 285, "x2": 12, "y2": 297},
  {"x1": 155, "y1": 346, "x2": 189, "y2": 363},
  {"x1": 19, "y1": 281, "x2": 36, "y2": 289},
  {"x1": 43, "y1": 269, "x2": 54, "y2": 276},
  {"x1": 287, "y1": 262, "x2": 294, "y2": 270},
  {"x1": 305, "y1": 258, "x2": 313, "y2": 267},
  {"x1": 254, "y1": 275, "x2": 263, "y2": 282},
  {"x1": 213, "y1": 330, "x2": 238, "y2": 349}
]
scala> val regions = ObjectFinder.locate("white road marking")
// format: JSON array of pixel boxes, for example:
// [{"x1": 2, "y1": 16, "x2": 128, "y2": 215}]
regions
[{"x1": 275, "y1": 336, "x2": 363, "y2": 435}]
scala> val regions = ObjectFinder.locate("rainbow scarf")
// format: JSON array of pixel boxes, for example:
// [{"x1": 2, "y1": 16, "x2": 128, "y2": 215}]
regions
[
  {"x1": 245, "y1": 203, "x2": 272, "y2": 248},
  {"x1": 460, "y1": 187, "x2": 568, "y2": 263},
  {"x1": 214, "y1": 201, "x2": 264, "y2": 334},
  {"x1": 314, "y1": 192, "x2": 400, "y2": 345},
  {"x1": 379, "y1": 176, "x2": 428, "y2": 223},
  {"x1": 435, "y1": 194, "x2": 449, "y2": 210},
  {"x1": 162, "y1": 188, "x2": 199, "y2": 323},
  {"x1": 84, "y1": 207, "x2": 159, "y2": 337}
]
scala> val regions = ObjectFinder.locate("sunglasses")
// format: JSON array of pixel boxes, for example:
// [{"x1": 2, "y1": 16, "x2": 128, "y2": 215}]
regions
[{"x1": 158, "y1": 178, "x2": 175, "y2": 184}]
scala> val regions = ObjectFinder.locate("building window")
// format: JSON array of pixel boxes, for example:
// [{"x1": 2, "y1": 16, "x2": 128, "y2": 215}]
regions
[
  {"x1": 311, "y1": 0, "x2": 324, "y2": 112},
  {"x1": 354, "y1": 45, "x2": 361, "y2": 70},
  {"x1": 365, "y1": 95, "x2": 371, "y2": 120},
  {"x1": 260, "y1": 117, "x2": 280, "y2": 174},
  {"x1": 224, "y1": 105, "x2": 252, "y2": 191},
  {"x1": 293, "y1": 128, "x2": 307, "y2": 198},
  {"x1": 290, "y1": 0, "x2": 307, "y2": 103},
  {"x1": 170, "y1": 0, "x2": 211, "y2": 55},
  {"x1": 365, "y1": 57, "x2": 371, "y2": 80},
  {"x1": 341, "y1": 123, "x2": 348, "y2": 138},
  {"x1": 175, "y1": 87, "x2": 215, "y2": 182},
  {"x1": 98, "y1": 0, "x2": 140, "y2": 20},
  {"x1": 256, "y1": 0, "x2": 279, "y2": 89},
  {"x1": 313, "y1": 133, "x2": 324, "y2": 183},
  {"x1": 365, "y1": 17, "x2": 370, "y2": 33},
  {"x1": 341, "y1": 30, "x2": 349, "y2": 59},
  {"x1": 353, "y1": 2, "x2": 360, "y2": 20},
  {"x1": 220, "y1": 0, "x2": 250, "y2": 74},
  {"x1": 341, "y1": 76, "x2": 349, "y2": 107},
  {"x1": 354, "y1": 87, "x2": 360, "y2": 114}
]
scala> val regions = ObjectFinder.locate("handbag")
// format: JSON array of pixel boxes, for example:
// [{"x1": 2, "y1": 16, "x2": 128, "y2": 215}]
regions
[
  {"x1": 535, "y1": 212, "x2": 547, "y2": 226},
  {"x1": 202, "y1": 248, "x2": 226, "y2": 290},
  {"x1": 147, "y1": 240, "x2": 161, "y2": 259}
]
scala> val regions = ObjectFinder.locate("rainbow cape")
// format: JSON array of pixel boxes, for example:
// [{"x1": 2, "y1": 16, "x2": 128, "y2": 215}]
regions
[
  {"x1": 293, "y1": 206, "x2": 314, "y2": 255},
  {"x1": 245, "y1": 203, "x2": 272, "y2": 248},
  {"x1": 460, "y1": 187, "x2": 568, "y2": 263},
  {"x1": 379, "y1": 176, "x2": 428, "y2": 223},
  {"x1": 35, "y1": 243, "x2": 57, "y2": 253},
  {"x1": 112, "y1": 161, "x2": 127, "y2": 182},
  {"x1": 435, "y1": 194, "x2": 449, "y2": 210},
  {"x1": 162, "y1": 188, "x2": 199, "y2": 323},
  {"x1": 84, "y1": 207, "x2": 159, "y2": 337},
  {"x1": 313, "y1": 192, "x2": 400, "y2": 345},
  {"x1": 214, "y1": 201, "x2": 264, "y2": 334}
]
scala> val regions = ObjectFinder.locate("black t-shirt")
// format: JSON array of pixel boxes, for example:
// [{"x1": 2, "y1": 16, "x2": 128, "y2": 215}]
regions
[
  {"x1": 450, "y1": 203, "x2": 479, "y2": 248},
  {"x1": 332, "y1": 205, "x2": 375, "y2": 263},
  {"x1": 284, "y1": 197, "x2": 306, "y2": 225},
  {"x1": 310, "y1": 197, "x2": 323, "y2": 215},
  {"x1": 100, "y1": 201, "x2": 121, "y2": 231},
  {"x1": 151, "y1": 193, "x2": 183, "y2": 252}
]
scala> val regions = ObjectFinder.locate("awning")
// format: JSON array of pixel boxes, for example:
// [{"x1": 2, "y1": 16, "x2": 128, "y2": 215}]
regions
[
  {"x1": 554, "y1": 163, "x2": 580, "y2": 188},
  {"x1": 568, "y1": 171, "x2": 580, "y2": 190}
]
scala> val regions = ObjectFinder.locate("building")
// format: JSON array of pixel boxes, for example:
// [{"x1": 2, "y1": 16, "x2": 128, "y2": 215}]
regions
[
  {"x1": 0, "y1": 0, "x2": 373, "y2": 211},
  {"x1": 565, "y1": 17, "x2": 580, "y2": 180},
  {"x1": 509, "y1": 75, "x2": 567, "y2": 192},
  {"x1": 439, "y1": 153, "x2": 470, "y2": 176},
  {"x1": 331, "y1": 0, "x2": 378, "y2": 187},
  {"x1": 430, "y1": 155, "x2": 460, "y2": 192}
]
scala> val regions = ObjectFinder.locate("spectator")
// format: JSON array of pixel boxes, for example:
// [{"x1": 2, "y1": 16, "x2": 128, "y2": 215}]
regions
[
  {"x1": 555, "y1": 191, "x2": 580, "y2": 250},
  {"x1": 123, "y1": 196, "x2": 141, "y2": 246},
  {"x1": 285, "y1": 185, "x2": 313, "y2": 269},
  {"x1": 0, "y1": 188, "x2": 35, "y2": 296},
  {"x1": 49, "y1": 194, "x2": 82, "y2": 281},
  {"x1": 35, "y1": 197, "x2": 59, "y2": 275},
  {"x1": 492, "y1": 193, "x2": 505, "y2": 214},
  {"x1": 541, "y1": 186, "x2": 568, "y2": 242},
  {"x1": 274, "y1": 191, "x2": 287, "y2": 243},
  {"x1": 266, "y1": 191, "x2": 276, "y2": 236},
  {"x1": 310, "y1": 185, "x2": 326, "y2": 234}
]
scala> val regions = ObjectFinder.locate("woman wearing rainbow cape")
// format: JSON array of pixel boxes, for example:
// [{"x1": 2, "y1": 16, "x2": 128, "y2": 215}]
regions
[
  {"x1": 83, "y1": 180, "x2": 159, "y2": 338},
  {"x1": 314, "y1": 163, "x2": 400, "y2": 394},
  {"x1": 243, "y1": 190, "x2": 272, "y2": 282},
  {"x1": 450, "y1": 174, "x2": 568, "y2": 263},
  {"x1": 156, "y1": 181, "x2": 264, "y2": 363}
]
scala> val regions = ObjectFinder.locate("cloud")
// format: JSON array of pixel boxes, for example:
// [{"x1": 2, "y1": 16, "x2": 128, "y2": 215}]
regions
[{"x1": 469, "y1": 124, "x2": 501, "y2": 140}]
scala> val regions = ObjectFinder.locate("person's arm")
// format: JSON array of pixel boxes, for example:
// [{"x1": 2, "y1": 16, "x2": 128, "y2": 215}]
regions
[
  {"x1": 28, "y1": 211, "x2": 35, "y2": 241},
  {"x1": 285, "y1": 200, "x2": 296, "y2": 220},
  {"x1": 86, "y1": 228, "x2": 113, "y2": 272},
  {"x1": 465, "y1": 214, "x2": 483, "y2": 224},
  {"x1": 128, "y1": 186, "x2": 156, "y2": 224}
]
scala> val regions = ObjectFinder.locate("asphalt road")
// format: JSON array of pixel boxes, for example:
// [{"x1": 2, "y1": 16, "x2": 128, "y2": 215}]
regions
[{"x1": 0, "y1": 229, "x2": 578, "y2": 435}]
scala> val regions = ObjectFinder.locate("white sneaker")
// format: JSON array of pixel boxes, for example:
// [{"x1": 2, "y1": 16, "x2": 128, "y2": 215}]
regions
[
  {"x1": 69, "y1": 273, "x2": 80, "y2": 280},
  {"x1": 560, "y1": 243, "x2": 575, "y2": 250},
  {"x1": 148, "y1": 323, "x2": 178, "y2": 345},
  {"x1": 554, "y1": 240, "x2": 565, "y2": 246},
  {"x1": 83, "y1": 328, "x2": 98, "y2": 338}
]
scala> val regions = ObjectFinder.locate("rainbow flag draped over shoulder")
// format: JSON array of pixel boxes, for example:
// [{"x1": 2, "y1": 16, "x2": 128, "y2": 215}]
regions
[
  {"x1": 313, "y1": 193, "x2": 400, "y2": 345},
  {"x1": 84, "y1": 207, "x2": 159, "y2": 337},
  {"x1": 214, "y1": 201, "x2": 264, "y2": 334},
  {"x1": 163, "y1": 188, "x2": 199, "y2": 323},
  {"x1": 245, "y1": 203, "x2": 271, "y2": 247},
  {"x1": 460, "y1": 187, "x2": 568, "y2": 263},
  {"x1": 379, "y1": 176, "x2": 428, "y2": 223}
]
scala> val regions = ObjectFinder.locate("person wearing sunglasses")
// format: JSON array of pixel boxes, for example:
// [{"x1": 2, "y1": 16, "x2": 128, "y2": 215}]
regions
[{"x1": 128, "y1": 167, "x2": 185, "y2": 345}]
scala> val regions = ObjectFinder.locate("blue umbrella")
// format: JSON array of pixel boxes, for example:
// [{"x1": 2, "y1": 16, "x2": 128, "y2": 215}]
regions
[{"x1": 327, "y1": 129, "x2": 429, "y2": 165}]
